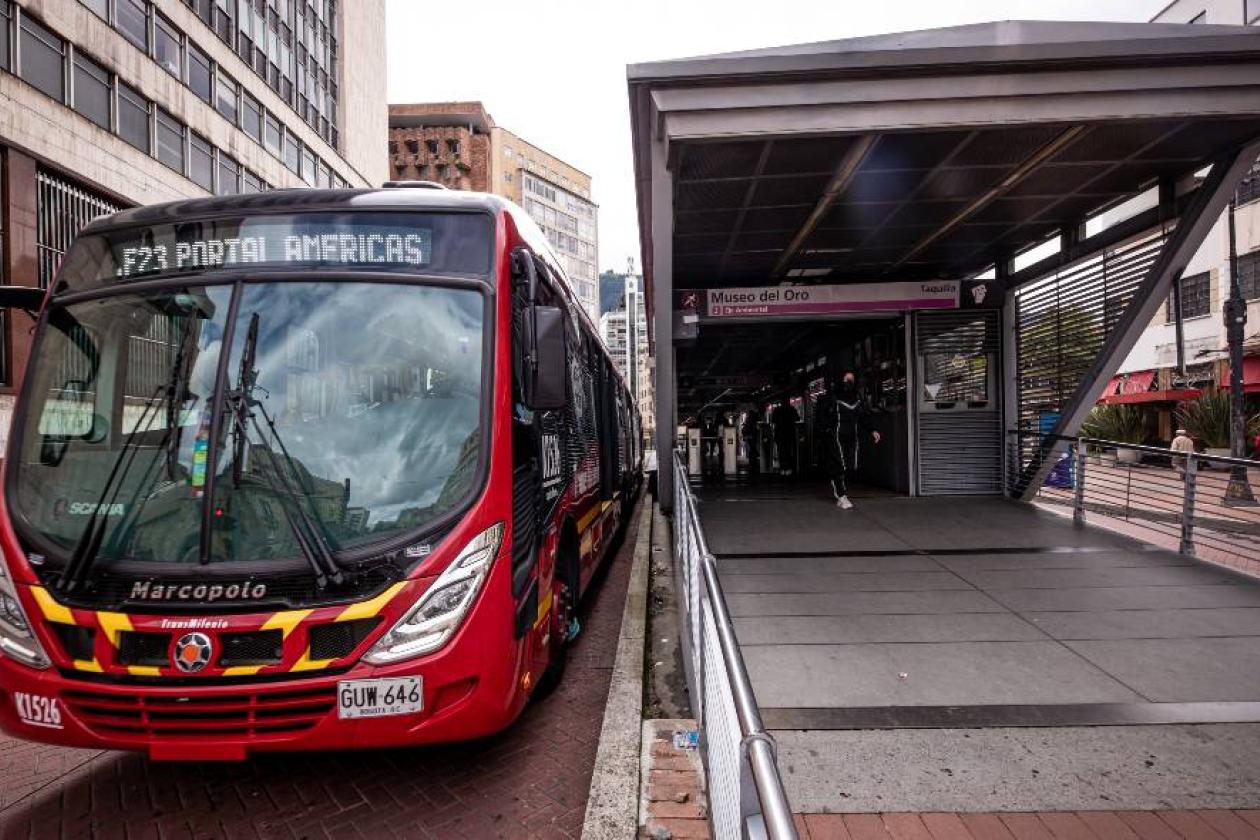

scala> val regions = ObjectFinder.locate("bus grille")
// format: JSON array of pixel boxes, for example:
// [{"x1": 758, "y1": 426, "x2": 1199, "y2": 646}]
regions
[{"x1": 62, "y1": 686, "x2": 336, "y2": 739}]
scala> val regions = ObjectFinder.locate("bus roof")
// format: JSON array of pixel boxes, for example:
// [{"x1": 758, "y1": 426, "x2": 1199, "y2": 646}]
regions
[{"x1": 80, "y1": 187, "x2": 512, "y2": 235}]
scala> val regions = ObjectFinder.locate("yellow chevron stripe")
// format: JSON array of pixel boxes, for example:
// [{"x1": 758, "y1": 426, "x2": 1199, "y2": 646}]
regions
[
  {"x1": 535, "y1": 589, "x2": 553, "y2": 629},
  {"x1": 96, "y1": 611, "x2": 133, "y2": 647},
  {"x1": 72, "y1": 659, "x2": 103, "y2": 673},
  {"x1": 127, "y1": 666, "x2": 161, "y2": 677},
  {"x1": 222, "y1": 665, "x2": 263, "y2": 677},
  {"x1": 576, "y1": 505, "x2": 601, "y2": 533},
  {"x1": 262, "y1": 609, "x2": 313, "y2": 640},
  {"x1": 289, "y1": 649, "x2": 336, "y2": 672},
  {"x1": 30, "y1": 587, "x2": 74, "y2": 625},
  {"x1": 336, "y1": 582, "x2": 406, "y2": 623}
]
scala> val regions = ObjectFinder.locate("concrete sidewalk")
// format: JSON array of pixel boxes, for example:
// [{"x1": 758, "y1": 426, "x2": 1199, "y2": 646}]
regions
[{"x1": 695, "y1": 485, "x2": 1260, "y2": 812}]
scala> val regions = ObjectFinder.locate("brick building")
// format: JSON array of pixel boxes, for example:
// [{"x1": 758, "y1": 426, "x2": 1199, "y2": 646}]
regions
[
  {"x1": 388, "y1": 101, "x2": 601, "y2": 320},
  {"x1": 0, "y1": 0, "x2": 388, "y2": 448}
]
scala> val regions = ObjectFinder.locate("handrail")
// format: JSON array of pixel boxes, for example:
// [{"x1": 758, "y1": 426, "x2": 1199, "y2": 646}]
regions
[
  {"x1": 672, "y1": 451, "x2": 798, "y2": 840},
  {"x1": 1008, "y1": 429, "x2": 1260, "y2": 469}
]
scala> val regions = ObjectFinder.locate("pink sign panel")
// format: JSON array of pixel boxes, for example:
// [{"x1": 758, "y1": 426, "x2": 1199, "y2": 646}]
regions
[{"x1": 706, "y1": 281, "x2": 959, "y2": 318}]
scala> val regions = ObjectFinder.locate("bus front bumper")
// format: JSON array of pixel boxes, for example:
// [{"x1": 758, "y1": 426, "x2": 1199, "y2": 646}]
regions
[{"x1": 0, "y1": 647, "x2": 527, "y2": 760}]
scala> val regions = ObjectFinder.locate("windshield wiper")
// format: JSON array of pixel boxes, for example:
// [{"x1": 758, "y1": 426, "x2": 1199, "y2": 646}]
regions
[
  {"x1": 58, "y1": 382, "x2": 168, "y2": 594},
  {"x1": 223, "y1": 313, "x2": 345, "y2": 588}
]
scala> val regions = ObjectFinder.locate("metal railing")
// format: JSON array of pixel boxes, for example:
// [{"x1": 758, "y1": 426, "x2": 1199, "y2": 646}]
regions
[
  {"x1": 672, "y1": 452, "x2": 797, "y2": 840},
  {"x1": 1009, "y1": 431, "x2": 1260, "y2": 570}
]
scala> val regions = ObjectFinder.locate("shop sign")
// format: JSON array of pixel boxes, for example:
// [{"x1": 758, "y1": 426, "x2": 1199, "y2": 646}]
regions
[{"x1": 703, "y1": 281, "x2": 958, "y2": 319}]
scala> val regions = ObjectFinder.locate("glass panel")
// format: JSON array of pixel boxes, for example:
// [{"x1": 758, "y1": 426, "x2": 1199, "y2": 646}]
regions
[
  {"x1": 118, "y1": 83, "x2": 150, "y2": 153},
  {"x1": 283, "y1": 132, "x2": 300, "y2": 173},
  {"x1": 217, "y1": 154, "x2": 239, "y2": 195},
  {"x1": 116, "y1": 0, "x2": 149, "y2": 51},
  {"x1": 189, "y1": 134, "x2": 213, "y2": 190},
  {"x1": 187, "y1": 44, "x2": 212, "y2": 102},
  {"x1": 13, "y1": 287, "x2": 234, "y2": 562},
  {"x1": 154, "y1": 15, "x2": 182, "y2": 78},
  {"x1": 156, "y1": 110, "x2": 185, "y2": 172},
  {"x1": 264, "y1": 113, "x2": 281, "y2": 155},
  {"x1": 300, "y1": 148, "x2": 315, "y2": 186},
  {"x1": 241, "y1": 93, "x2": 262, "y2": 140},
  {"x1": 72, "y1": 53, "x2": 111, "y2": 130},
  {"x1": 215, "y1": 71, "x2": 238, "y2": 123},
  {"x1": 19, "y1": 15, "x2": 65, "y2": 102},
  {"x1": 207, "y1": 281, "x2": 486, "y2": 560},
  {"x1": 0, "y1": 4, "x2": 10, "y2": 71},
  {"x1": 242, "y1": 170, "x2": 261, "y2": 194},
  {"x1": 79, "y1": 0, "x2": 109, "y2": 19}
]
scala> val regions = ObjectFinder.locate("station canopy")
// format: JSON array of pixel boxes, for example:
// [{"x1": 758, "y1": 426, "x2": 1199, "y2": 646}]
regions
[{"x1": 630, "y1": 20, "x2": 1260, "y2": 294}]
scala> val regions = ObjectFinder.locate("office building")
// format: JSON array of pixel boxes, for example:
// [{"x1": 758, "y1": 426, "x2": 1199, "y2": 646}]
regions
[
  {"x1": 0, "y1": 0, "x2": 388, "y2": 447},
  {"x1": 388, "y1": 101, "x2": 600, "y2": 320}
]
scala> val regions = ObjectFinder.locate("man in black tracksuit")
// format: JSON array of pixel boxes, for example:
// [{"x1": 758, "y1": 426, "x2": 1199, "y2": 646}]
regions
[{"x1": 816, "y1": 371, "x2": 881, "y2": 509}]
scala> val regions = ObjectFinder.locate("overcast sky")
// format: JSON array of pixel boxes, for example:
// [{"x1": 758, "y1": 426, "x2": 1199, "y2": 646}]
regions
[{"x1": 387, "y1": 0, "x2": 1168, "y2": 275}]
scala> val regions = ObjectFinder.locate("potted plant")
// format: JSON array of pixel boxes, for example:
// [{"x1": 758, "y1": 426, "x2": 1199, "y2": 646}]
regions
[{"x1": 1081, "y1": 404, "x2": 1147, "y2": 464}]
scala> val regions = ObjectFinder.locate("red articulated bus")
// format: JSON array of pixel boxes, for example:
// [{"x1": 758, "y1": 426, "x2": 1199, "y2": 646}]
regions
[{"x1": 0, "y1": 186, "x2": 640, "y2": 759}]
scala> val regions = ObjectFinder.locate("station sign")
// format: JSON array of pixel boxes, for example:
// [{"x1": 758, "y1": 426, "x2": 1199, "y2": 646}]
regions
[{"x1": 702, "y1": 281, "x2": 959, "y2": 319}]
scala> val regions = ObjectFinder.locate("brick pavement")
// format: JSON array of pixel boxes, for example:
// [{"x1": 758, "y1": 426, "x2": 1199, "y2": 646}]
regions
[
  {"x1": 793, "y1": 810, "x2": 1260, "y2": 839},
  {"x1": 0, "y1": 502, "x2": 641, "y2": 840}
]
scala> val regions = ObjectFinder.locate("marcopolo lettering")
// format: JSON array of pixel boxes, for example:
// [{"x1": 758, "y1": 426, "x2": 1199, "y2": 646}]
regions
[{"x1": 129, "y1": 580, "x2": 268, "y2": 602}]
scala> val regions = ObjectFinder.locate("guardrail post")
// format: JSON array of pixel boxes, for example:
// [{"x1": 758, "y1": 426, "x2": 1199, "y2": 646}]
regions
[
  {"x1": 1073, "y1": 443, "x2": 1087, "y2": 526},
  {"x1": 1180, "y1": 452, "x2": 1198, "y2": 557}
]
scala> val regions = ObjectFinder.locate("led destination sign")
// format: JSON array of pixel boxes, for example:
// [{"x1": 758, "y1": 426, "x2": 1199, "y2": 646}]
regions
[
  {"x1": 51, "y1": 211, "x2": 495, "y2": 293},
  {"x1": 117, "y1": 229, "x2": 431, "y2": 278}
]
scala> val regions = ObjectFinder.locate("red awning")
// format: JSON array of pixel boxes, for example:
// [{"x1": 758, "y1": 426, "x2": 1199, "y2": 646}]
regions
[
  {"x1": 1223, "y1": 357, "x2": 1260, "y2": 394},
  {"x1": 1098, "y1": 369, "x2": 1156, "y2": 402},
  {"x1": 1101, "y1": 388, "x2": 1202, "y2": 404}
]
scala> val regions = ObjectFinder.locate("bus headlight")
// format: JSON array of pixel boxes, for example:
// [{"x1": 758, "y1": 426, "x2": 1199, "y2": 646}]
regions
[
  {"x1": 0, "y1": 557, "x2": 50, "y2": 670},
  {"x1": 364, "y1": 522, "x2": 504, "y2": 665}
]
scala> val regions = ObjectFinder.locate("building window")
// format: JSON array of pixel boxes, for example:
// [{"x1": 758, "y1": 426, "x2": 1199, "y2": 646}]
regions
[
  {"x1": 0, "y1": 3, "x2": 10, "y2": 71},
  {"x1": 217, "y1": 153, "x2": 240, "y2": 195},
  {"x1": 1168, "y1": 271, "x2": 1211, "y2": 321},
  {"x1": 72, "y1": 52, "x2": 111, "y2": 130},
  {"x1": 79, "y1": 0, "x2": 109, "y2": 20},
  {"x1": 118, "y1": 82, "x2": 150, "y2": 152},
  {"x1": 301, "y1": 147, "x2": 316, "y2": 185},
  {"x1": 156, "y1": 109, "x2": 185, "y2": 172},
  {"x1": 1249, "y1": 0, "x2": 1260, "y2": 23},
  {"x1": 187, "y1": 43, "x2": 212, "y2": 102},
  {"x1": 154, "y1": 14, "x2": 182, "y2": 77},
  {"x1": 425, "y1": 139, "x2": 437, "y2": 155},
  {"x1": 1239, "y1": 158, "x2": 1260, "y2": 207},
  {"x1": 116, "y1": 0, "x2": 149, "y2": 51},
  {"x1": 215, "y1": 70, "x2": 238, "y2": 123},
  {"x1": 264, "y1": 113, "x2": 282, "y2": 156},
  {"x1": 283, "y1": 132, "x2": 300, "y2": 173},
  {"x1": 241, "y1": 92, "x2": 262, "y2": 140},
  {"x1": 19, "y1": 14, "x2": 65, "y2": 103},
  {"x1": 242, "y1": 169, "x2": 262, "y2": 194},
  {"x1": 189, "y1": 133, "x2": 213, "y2": 190},
  {"x1": 1240, "y1": 251, "x2": 1260, "y2": 301},
  {"x1": 447, "y1": 140, "x2": 459, "y2": 156}
]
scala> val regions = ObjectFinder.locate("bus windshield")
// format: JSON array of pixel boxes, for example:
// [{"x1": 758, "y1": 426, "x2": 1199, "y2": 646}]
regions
[{"x1": 11, "y1": 276, "x2": 487, "y2": 570}]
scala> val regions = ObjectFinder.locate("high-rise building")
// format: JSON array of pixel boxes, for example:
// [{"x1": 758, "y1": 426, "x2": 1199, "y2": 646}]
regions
[
  {"x1": 0, "y1": 0, "x2": 388, "y2": 447},
  {"x1": 388, "y1": 101, "x2": 600, "y2": 321},
  {"x1": 1107, "y1": 0, "x2": 1260, "y2": 437},
  {"x1": 599, "y1": 265, "x2": 653, "y2": 447}
]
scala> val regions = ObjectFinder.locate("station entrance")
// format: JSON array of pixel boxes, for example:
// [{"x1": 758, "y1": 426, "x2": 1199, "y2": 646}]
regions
[
  {"x1": 630, "y1": 18, "x2": 1260, "y2": 823},
  {"x1": 678, "y1": 306, "x2": 1002, "y2": 498}
]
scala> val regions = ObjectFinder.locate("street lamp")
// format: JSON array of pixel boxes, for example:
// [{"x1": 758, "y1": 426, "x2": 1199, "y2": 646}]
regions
[{"x1": 1225, "y1": 198, "x2": 1256, "y2": 506}]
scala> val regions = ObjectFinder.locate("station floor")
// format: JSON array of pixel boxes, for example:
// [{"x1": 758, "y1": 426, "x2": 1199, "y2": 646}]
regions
[{"x1": 693, "y1": 478, "x2": 1260, "y2": 812}]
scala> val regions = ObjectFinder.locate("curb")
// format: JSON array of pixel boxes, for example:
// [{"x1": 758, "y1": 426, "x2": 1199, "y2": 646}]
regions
[{"x1": 581, "y1": 499, "x2": 653, "y2": 839}]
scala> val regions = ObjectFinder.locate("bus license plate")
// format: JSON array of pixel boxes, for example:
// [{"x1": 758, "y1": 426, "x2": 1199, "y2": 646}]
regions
[{"x1": 337, "y1": 677, "x2": 423, "y2": 720}]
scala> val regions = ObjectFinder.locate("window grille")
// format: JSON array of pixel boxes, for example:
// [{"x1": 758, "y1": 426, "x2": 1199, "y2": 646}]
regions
[{"x1": 36, "y1": 170, "x2": 121, "y2": 289}]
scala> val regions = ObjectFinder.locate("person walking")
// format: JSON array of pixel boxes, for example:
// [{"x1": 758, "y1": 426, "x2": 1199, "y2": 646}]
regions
[
  {"x1": 741, "y1": 411, "x2": 761, "y2": 477},
  {"x1": 816, "y1": 371, "x2": 881, "y2": 509},
  {"x1": 1171, "y1": 427, "x2": 1195, "y2": 475},
  {"x1": 770, "y1": 400, "x2": 800, "y2": 476}
]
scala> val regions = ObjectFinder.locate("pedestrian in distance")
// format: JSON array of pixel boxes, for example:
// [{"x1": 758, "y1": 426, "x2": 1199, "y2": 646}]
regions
[
  {"x1": 815, "y1": 371, "x2": 881, "y2": 509},
  {"x1": 1171, "y1": 427, "x2": 1195, "y2": 476}
]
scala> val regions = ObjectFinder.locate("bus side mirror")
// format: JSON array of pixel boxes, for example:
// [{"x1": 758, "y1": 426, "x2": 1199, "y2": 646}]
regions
[
  {"x1": 0, "y1": 286, "x2": 44, "y2": 315},
  {"x1": 526, "y1": 306, "x2": 566, "y2": 411}
]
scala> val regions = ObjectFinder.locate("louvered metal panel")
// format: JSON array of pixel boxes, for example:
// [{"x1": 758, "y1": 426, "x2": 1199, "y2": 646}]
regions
[
  {"x1": 1010, "y1": 228, "x2": 1170, "y2": 495},
  {"x1": 916, "y1": 310, "x2": 1003, "y2": 495}
]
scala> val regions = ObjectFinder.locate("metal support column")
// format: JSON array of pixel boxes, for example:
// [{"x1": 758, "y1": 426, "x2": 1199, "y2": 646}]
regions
[
  {"x1": 1181, "y1": 452, "x2": 1198, "y2": 557},
  {"x1": 652, "y1": 136, "x2": 676, "y2": 511},
  {"x1": 1074, "y1": 444, "x2": 1087, "y2": 526}
]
